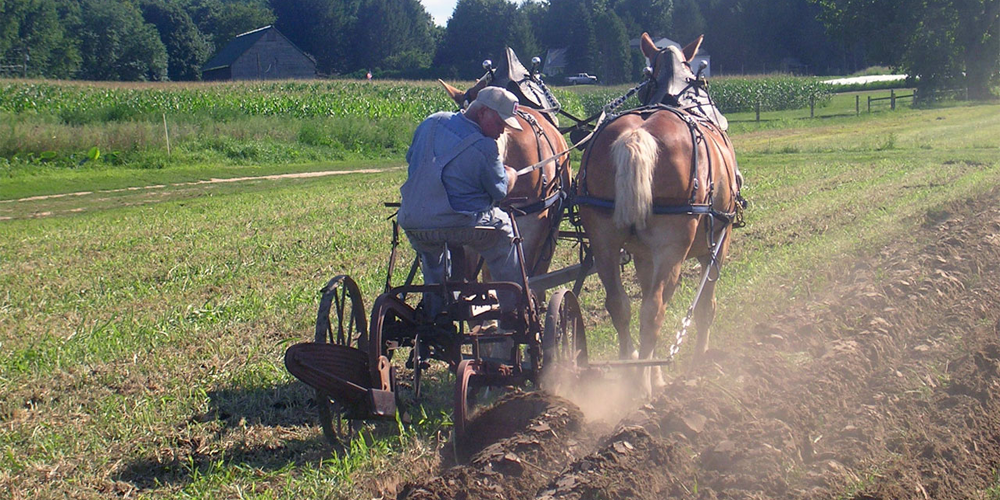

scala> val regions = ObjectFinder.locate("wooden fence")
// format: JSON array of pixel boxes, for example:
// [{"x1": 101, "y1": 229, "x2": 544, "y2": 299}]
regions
[{"x1": 866, "y1": 89, "x2": 915, "y2": 113}]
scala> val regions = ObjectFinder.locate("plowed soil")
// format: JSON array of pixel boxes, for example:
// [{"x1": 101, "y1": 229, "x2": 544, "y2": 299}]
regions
[{"x1": 398, "y1": 189, "x2": 1000, "y2": 500}]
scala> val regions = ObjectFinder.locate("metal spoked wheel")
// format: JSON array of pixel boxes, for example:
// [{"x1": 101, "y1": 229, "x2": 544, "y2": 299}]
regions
[
  {"x1": 541, "y1": 289, "x2": 588, "y2": 394},
  {"x1": 314, "y1": 275, "x2": 368, "y2": 447}
]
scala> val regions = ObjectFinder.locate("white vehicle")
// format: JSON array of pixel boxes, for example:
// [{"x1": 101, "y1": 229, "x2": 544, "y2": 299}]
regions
[{"x1": 566, "y1": 73, "x2": 598, "y2": 85}]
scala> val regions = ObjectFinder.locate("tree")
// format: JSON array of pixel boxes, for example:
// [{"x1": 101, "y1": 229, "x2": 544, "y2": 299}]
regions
[
  {"x1": 350, "y1": 0, "x2": 435, "y2": 72},
  {"x1": 0, "y1": 0, "x2": 80, "y2": 78},
  {"x1": 542, "y1": 0, "x2": 597, "y2": 74},
  {"x1": 813, "y1": 0, "x2": 999, "y2": 99},
  {"x1": 140, "y1": 0, "x2": 213, "y2": 80},
  {"x1": 435, "y1": 0, "x2": 538, "y2": 79},
  {"x1": 187, "y1": 0, "x2": 276, "y2": 50},
  {"x1": 76, "y1": 0, "x2": 167, "y2": 81},
  {"x1": 670, "y1": 0, "x2": 705, "y2": 48},
  {"x1": 593, "y1": 9, "x2": 632, "y2": 83},
  {"x1": 269, "y1": 0, "x2": 359, "y2": 75},
  {"x1": 612, "y1": 0, "x2": 672, "y2": 40}
]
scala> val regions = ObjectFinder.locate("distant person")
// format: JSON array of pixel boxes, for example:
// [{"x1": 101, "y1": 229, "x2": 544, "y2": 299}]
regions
[
  {"x1": 366, "y1": 70, "x2": 372, "y2": 82},
  {"x1": 398, "y1": 87, "x2": 524, "y2": 319}
]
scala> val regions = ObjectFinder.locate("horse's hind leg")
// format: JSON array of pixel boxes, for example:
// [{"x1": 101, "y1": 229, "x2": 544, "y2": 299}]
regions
[{"x1": 633, "y1": 243, "x2": 687, "y2": 395}]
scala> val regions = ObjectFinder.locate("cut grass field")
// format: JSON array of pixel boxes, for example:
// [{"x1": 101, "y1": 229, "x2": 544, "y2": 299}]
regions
[{"x1": 1, "y1": 90, "x2": 998, "y2": 498}]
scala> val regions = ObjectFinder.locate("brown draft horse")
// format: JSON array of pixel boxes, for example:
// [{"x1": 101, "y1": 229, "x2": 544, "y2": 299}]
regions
[
  {"x1": 438, "y1": 79, "x2": 571, "y2": 288},
  {"x1": 578, "y1": 33, "x2": 740, "y2": 394}
]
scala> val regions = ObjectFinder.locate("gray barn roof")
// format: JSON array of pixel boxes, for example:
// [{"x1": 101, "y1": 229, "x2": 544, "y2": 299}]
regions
[{"x1": 201, "y1": 25, "x2": 313, "y2": 72}]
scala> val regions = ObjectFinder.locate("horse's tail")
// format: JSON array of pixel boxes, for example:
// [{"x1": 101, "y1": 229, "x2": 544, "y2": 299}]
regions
[{"x1": 612, "y1": 127, "x2": 658, "y2": 230}]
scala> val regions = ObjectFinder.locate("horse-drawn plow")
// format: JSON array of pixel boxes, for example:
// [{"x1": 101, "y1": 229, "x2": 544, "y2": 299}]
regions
[
  {"x1": 285, "y1": 205, "x2": 598, "y2": 445},
  {"x1": 285, "y1": 32, "x2": 744, "y2": 447}
]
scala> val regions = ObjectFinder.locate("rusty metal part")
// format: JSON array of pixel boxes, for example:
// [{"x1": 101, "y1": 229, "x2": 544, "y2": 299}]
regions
[
  {"x1": 284, "y1": 342, "x2": 370, "y2": 409},
  {"x1": 541, "y1": 289, "x2": 588, "y2": 392},
  {"x1": 308, "y1": 274, "x2": 371, "y2": 445},
  {"x1": 454, "y1": 359, "x2": 479, "y2": 439},
  {"x1": 376, "y1": 355, "x2": 392, "y2": 391}
]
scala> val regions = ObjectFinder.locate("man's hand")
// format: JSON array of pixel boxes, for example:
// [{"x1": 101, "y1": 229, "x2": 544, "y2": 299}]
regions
[{"x1": 504, "y1": 165, "x2": 518, "y2": 194}]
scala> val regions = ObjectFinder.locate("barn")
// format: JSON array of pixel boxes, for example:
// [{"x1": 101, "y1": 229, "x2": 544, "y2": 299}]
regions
[{"x1": 201, "y1": 26, "x2": 316, "y2": 81}]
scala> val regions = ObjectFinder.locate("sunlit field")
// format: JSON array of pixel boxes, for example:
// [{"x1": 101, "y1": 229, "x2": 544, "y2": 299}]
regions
[{"x1": 1, "y1": 78, "x2": 998, "y2": 498}]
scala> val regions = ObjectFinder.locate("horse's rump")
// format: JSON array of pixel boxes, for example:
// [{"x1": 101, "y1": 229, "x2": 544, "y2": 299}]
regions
[{"x1": 579, "y1": 108, "x2": 737, "y2": 228}]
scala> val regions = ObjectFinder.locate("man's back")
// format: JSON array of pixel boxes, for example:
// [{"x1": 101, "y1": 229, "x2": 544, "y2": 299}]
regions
[{"x1": 400, "y1": 112, "x2": 506, "y2": 229}]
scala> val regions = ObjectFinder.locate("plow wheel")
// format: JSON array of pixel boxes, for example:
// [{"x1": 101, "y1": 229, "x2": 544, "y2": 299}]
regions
[
  {"x1": 314, "y1": 275, "x2": 368, "y2": 447},
  {"x1": 542, "y1": 289, "x2": 588, "y2": 393},
  {"x1": 453, "y1": 359, "x2": 482, "y2": 439}
]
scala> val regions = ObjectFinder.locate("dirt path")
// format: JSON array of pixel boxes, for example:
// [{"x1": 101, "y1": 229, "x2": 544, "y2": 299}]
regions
[
  {"x1": 400, "y1": 188, "x2": 1000, "y2": 499},
  {"x1": 0, "y1": 167, "x2": 398, "y2": 220}
]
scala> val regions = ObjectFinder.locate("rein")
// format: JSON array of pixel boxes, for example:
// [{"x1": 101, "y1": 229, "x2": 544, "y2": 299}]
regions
[{"x1": 516, "y1": 77, "x2": 655, "y2": 178}]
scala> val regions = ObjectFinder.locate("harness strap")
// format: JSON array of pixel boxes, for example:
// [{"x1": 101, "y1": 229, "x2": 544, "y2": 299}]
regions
[
  {"x1": 574, "y1": 195, "x2": 735, "y2": 222},
  {"x1": 514, "y1": 190, "x2": 563, "y2": 216},
  {"x1": 516, "y1": 111, "x2": 606, "y2": 177}
]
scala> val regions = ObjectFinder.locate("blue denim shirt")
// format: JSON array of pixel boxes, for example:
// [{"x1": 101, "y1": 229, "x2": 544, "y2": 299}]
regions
[{"x1": 405, "y1": 112, "x2": 507, "y2": 215}]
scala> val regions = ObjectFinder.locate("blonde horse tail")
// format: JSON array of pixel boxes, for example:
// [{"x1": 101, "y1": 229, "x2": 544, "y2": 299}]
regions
[{"x1": 612, "y1": 128, "x2": 658, "y2": 230}]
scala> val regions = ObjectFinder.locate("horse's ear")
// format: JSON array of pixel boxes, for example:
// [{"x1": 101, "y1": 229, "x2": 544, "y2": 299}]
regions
[
  {"x1": 640, "y1": 32, "x2": 659, "y2": 60},
  {"x1": 681, "y1": 35, "x2": 704, "y2": 63},
  {"x1": 438, "y1": 79, "x2": 466, "y2": 106}
]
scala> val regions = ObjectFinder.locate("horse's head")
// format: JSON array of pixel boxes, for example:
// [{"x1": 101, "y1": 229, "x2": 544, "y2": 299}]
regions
[{"x1": 638, "y1": 32, "x2": 704, "y2": 106}]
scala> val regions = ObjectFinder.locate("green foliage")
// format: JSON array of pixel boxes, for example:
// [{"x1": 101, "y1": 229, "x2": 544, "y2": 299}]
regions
[
  {"x1": 569, "y1": 75, "x2": 833, "y2": 116},
  {"x1": 0, "y1": 79, "x2": 442, "y2": 167},
  {"x1": 0, "y1": 0, "x2": 81, "y2": 78},
  {"x1": 709, "y1": 76, "x2": 833, "y2": 113},
  {"x1": 139, "y1": 0, "x2": 214, "y2": 81},
  {"x1": 76, "y1": 0, "x2": 168, "y2": 81},
  {"x1": 349, "y1": 0, "x2": 436, "y2": 73},
  {"x1": 268, "y1": 0, "x2": 358, "y2": 75},
  {"x1": 188, "y1": 0, "x2": 275, "y2": 50},
  {"x1": 0, "y1": 80, "x2": 450, "y2": 121},
  {"x1": 812, "y1": 0, "x2": 999, "y2": 99},
  {"x1": 434, "y1": 0, "x2": 539, "y2": 80}
]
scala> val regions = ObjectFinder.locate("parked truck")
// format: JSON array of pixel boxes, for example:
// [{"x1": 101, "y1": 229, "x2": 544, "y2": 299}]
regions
[{"x1": 565, "y1": 73, "x2": 598, "y2": 85}]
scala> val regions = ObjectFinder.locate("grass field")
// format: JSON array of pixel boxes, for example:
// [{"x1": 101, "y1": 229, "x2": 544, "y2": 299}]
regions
[{"x1": 1, "y1": 84, "x2": 998, "y2": 498}]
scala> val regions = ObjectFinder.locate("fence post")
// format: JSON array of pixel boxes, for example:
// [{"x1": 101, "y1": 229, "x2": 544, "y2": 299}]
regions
[
  {"x1": 856, "y1": 95, "x2": 860, "y2": 116},
  {"x1": 867, "y1": 96, "x2": 872, "y2": 113},
  {"x1": 755, "y1": 99, "x2": 761, "y2": 123},
  {"x1": 810, "y1": 94, "x2": 815, "y2": 118},
  {"x1": 163, "y1": 113, "x2": 171, "y2": 156},
  {"x1": 891, "y1": 89, "x2": 896, "y2": 110}
]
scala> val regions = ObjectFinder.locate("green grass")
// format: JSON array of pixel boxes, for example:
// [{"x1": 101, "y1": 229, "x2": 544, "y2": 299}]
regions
[{"x1": 0, "y1": 85, "x2": 998, "y2": 498}]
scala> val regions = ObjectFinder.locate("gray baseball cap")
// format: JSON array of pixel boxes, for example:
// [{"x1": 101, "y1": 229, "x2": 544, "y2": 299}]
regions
[{"x1": 474, "y1": 87, "x2": 523, "y2": 131}]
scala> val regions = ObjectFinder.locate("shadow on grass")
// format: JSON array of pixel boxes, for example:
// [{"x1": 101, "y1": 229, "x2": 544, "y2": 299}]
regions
[{"x1": 115, "y1": 373, "x2": 458, "y2": 490}]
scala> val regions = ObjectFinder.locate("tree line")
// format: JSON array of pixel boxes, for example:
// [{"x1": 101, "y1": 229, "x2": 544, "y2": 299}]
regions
[{"x1": 1, "y1": 0, "x2": 995, "y2": 97}]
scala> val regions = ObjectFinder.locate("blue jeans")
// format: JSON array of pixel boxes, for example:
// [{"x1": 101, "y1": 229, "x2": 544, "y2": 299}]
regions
[{"x1": 406, "y1": 209, "x2": 522, "y2": 317}]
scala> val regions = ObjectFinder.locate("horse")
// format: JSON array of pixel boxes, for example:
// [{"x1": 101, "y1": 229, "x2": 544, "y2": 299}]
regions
[
  {"x1": 437, "y1": 78, "x2": 571, "y2": 291},
  {"x1": 576, "y1": 33, "x2": 740, "y2": 395}
]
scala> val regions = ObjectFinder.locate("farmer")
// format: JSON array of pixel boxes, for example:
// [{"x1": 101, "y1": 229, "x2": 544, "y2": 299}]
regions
[{"x1": 398, "y1": 86, "x2": 524, "y2": 319}]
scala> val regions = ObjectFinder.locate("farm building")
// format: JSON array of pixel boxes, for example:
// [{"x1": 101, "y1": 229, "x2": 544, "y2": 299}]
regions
[
  {"x1": 542, "y1": 47, "x2": 569, "y2": 76},
  {"x1": 630, "y1": 36, "x2": 711, "y2": 77},
  {"x1": 201, "y1": 26, "x2": 315, "y2": 81}
]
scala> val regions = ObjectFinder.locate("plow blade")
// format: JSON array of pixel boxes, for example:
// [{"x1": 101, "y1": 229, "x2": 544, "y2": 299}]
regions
[{"x1": 284, "y1": 342, "x2": 374, "y2": 409}]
